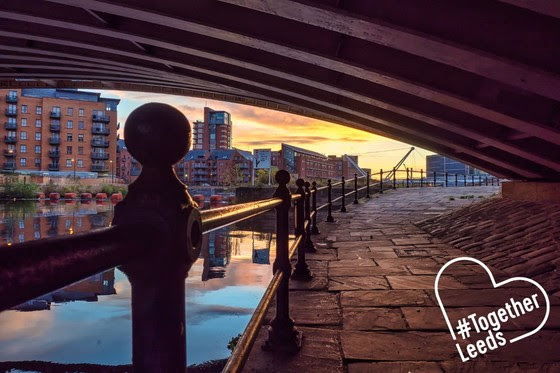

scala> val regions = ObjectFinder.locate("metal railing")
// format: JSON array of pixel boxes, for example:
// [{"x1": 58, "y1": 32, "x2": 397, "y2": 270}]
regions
[
  {"x1": 0, "y1": 103, "x2": 500, "y2": 372},
  {"x1": 387, "y1": 168, "x2": 500, "y2": 188}
]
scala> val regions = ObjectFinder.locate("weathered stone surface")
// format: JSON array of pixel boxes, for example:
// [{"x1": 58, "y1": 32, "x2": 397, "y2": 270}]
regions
[
  {"x1": 328, "y1": 276, "x2": 390, "y2": 291},
  {"x1": 328, "y1": 259, "x2": 377, "y2": 268},
  {"x1": 392, "y1": 237, "x2": 432, "y2": 245},
  {"x1": 340, "y1": 290, "x2": 434, "y2": 307},
  {"x1": 340, "y1": 331, "x2": 456, "y2": 360},
  {"x1": 328, "y1": 266, "x2": 409, "y2": 277},
  {"x1": 348, "y1": 362, "x2": 443, "y2": 373},
  {"x1": 343, "y1": 307, "x2": 407, "y2": 330},
  {"x1": 386, "y1": 275, "x2": 466, "y2": 290}
]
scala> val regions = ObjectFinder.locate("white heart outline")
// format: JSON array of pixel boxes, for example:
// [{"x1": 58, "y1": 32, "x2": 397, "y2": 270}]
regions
[{"x1": 435, "y1": 256, "x2": 550, "y2": 343}]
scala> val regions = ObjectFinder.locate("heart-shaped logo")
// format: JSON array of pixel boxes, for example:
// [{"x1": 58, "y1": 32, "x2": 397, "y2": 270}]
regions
[{"x1": 435, "y1": 257, "x2": 550, "y2": 344}]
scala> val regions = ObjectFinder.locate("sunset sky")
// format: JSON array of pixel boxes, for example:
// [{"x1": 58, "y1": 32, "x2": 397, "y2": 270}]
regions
[{"x1": 95, "y1": 90, "x2": 433, "y2": 172}]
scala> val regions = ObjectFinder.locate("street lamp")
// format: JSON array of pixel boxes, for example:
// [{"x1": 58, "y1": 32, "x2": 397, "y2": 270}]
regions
[
  {"x1": 110, "y1": 160, "x2": 114, "y2": 183},
  {"x1": 71, "y1": 158, "x2": 76, "y2": 179}
]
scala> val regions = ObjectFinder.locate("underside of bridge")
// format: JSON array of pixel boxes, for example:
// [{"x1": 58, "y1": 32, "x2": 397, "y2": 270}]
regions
[{"x1": 0, "y1": 0, "x2": 558, "y2": 180}]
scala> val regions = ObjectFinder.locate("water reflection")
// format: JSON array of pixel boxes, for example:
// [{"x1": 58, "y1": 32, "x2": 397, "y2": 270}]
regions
[{"x1": 0, "y1": 201, "x2": 276, "y2": 366}]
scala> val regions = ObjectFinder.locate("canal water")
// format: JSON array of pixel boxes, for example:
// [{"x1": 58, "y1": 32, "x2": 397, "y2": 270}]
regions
[{"x1": 0, "y1": 200, "x2": 277, "y2": 366}]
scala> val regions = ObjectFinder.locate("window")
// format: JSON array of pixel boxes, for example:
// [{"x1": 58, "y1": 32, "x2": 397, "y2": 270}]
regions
[
  {"x1": 7, "y1": 104, "x2": 17, "y2": 113},
  {"x1": 78, "y1": 121, "x2": 85, "y2": 130},
  {"x1": 19, "y1": 220, "x2": 25, "y2": 229},
  {"x1": 78, "y1": 108, "x2": 84, "y2": 117},
  {"x1": 67, "y1": 120, "x2": 73, "y2": 129},
  {"x1": 35, "y1": 145, "x2": 41, "y2": 154},
  {"x1": 20, "y1": 131, "x2": 27, "y2": 140},
  {"x1": 77, "y1": 159, "x2": 84, "y2": 168},
  {"x1": 67, "y1": 107, "x2": 73, "y2": 116},
  {"x1": 65, "y1": 219, "x2": 71, "y2": 229},
  {"x1": 66, "y1": 133, "x2": 73, "y2": 141},
  {"x1": 34, "y1": 231, "x2": 40, "y2": 239},
  {"x1": 8, "y1": 118, "x2": 16, "y2": 125},
  {"x1": 35, "y1": 132, "x2": 41, "y2": 141},
  {"x1": 21, "y1": 105, "x2": 27, "y2": 114},
  {"x1": 35, "y1": 119, "x2": 41, "y2": 127},
  {"x1": 20, "y1": 158, "x2": 26, "y2": 166},
  {"x1": 66, "y1": 159, "x2": 72, "y2": 168},
  {"x1": 34, "y1": 158, "x2": 40, "y2": 166},
  {"x1": 36, "y1": 106, "x2": 42, "y2": 115},
  {"x1": 18, "y1": 234, "x2": 24, "y2": 243},
  {"x1": 78, "y1": 146, "x2": 84, "y2": 155},
  {"x1": 78, "y1": 134, "x2": 84, "y2": 142},
  {"x1": 21, "y1": 118, "x2": 27, "y2": 127},
  {"x1": 66, "y1": 146, "x2": 72, "y2": 155},
  {"x1": 20, "y1": 144, "x2": 27, "y2": 153}
]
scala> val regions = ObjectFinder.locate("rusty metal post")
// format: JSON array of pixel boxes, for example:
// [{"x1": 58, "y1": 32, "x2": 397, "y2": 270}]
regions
[
  {"x1": 112, "y1": 103, "x2": 203, "y2": 372},
  {"x1": 311, "y1": 181, "x2": 320, "y2": 234},
  {"x1": 292, "y1": 179, "x2": 313, "y2": 280},
  {"x1": 263, "y1": 170, "x2": 302, "y2": 353},
  {"x1": 379, "y1": 169, "x2": 383, "y2": 194},
  {"x1": 340, "y1": 176, "x2": 347, "y2": 212},
  {"x1": 326, "y1": 179, "x2": 334, "y2": 222},
  {"x1": 353, "y1": 174, "x2": 359, "y2": 204},
  {"x1": 445, "y1": 172, "x2": 448, "y2": 187},
  {"x1": 304, "y1": 182, "x2": 316, "y2": 252},
  {"x1": 433, "y1": 171, "x2": 437, "y2": 187},
  {"x1": 366, "y1": 172, "x2": 371, "y2": 198},
  {"x1": 420, "y1": 169, "x2": 424, "y2": 187}
]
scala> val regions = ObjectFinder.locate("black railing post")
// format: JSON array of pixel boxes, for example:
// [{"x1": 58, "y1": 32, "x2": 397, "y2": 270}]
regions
[
  {"x1": 491, "y1": 177, "x2": 494, "y2": 186},
  {"x1": 264, "y1": 170, "x2": 301, "y2": 353},
  {"x1": 420, "y1": 169, "x2": 423, "y2": 187},
  {"x1": 433, "y1": 171, "x2": 437, "y2": 187},
  {"x1": 353, "y1": 174, "x2": 359, "y2": 204},
  {"x1": 445, "y1": 172, "x2": 448, "y2": 187},
  {"x1": 311, "y1": 181, "x2": 320, "y2": 234},
  {"x1": 366, "y1": 172, "x2": 371, "y2": 198},
  {"x1": 497, "y1": 178, "x2": 500, "y2": 186},
  {"x1": 485, "y1": 176, "x2": 488, "y2": 186},
  {"x1": 326, "y1": 179, "x2": 334, "y2": 222},
  {"x1": 292, "y1": 179, "x2": 313, "y2": 280},
  {"x1": 471, "y1": 174, "x2": 475, "y2": 186},
  {"x1": 455, "y1": 173, "x2": 458, "y2": 187},
  {"x1": 478, "y1": 175, "x2": 482, "y2": 186},
  {"x1": 112, "y1": 103, "x2": 203, "y2": 372},
  {"x1": 379, "y1": 169, "x2": 383, "y2": 194},
  {"x1": 393, "y1": 167, "x2": 396, "y2": 189},
  {"x1": 464, "y1": 174, "x2": 467, "y2": 187},
  {"x1": 340, "y1": 176, "x2": 347, "y2": 212},
  {"x1": 304, "y1": 182, "x2": 316, "y2": 253},
  {"x1": 406, "y1": 168, "x2": 409, "y2": 188}
]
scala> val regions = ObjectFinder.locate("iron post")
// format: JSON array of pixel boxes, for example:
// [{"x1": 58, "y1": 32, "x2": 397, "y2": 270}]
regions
[
  {"x1": 379, "y1": 169, "x2": 383, "y2": 194},
  {"x1": 310, "y1": 181, "x2": 320, "y2": 234},
  {"x1": 326, "y1": 179, "x2": 334, "y2": 222},
  {"x1": 366, "y1": 172, "x2": 371, "y2": 198},
  {"x1": 340, "y1": 176, "x2": 347, "y2": 212},
  {"x1": 292, "y1": 179, "x2": 313, "y2": 280},
  {"x1": 353, "y1": 174, "x2": 359, "y2": 204}
]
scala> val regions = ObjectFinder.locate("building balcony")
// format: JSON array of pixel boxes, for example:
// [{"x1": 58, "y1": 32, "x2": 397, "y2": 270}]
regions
[
  {"x1": 50, "y1": 111, "x2": 61, "y2": 119},
  {"x1": 48, "y1": 150, "x2": 60, "y2": 158},
  {"x1": 3, "y1": 149, "x2": 16, "y2": 157},
  {"x1": 50, "y1": 124, "x2": 61, "y2": 132},
  {"x1": 4, "y1": 136, "x2": 17, "y2": 144},
  {"x1": 5, "y1": 95, "x2": 17, "y2": 103},
  {"x1": 5, "y1": 109, "x2": 17, "y2": 117},
  {"x1": 92, "y1": 139, "x2": 110, "y2": 147},
  {"x1": 92, "y1": 127, "x2": 110, "y2": 135},
  {"x1": 4, "y1": 122, "x2": 17, "y2": 130},
  {"x1": 92, "y1": 114, "x2": 110, "y2": 123},
  {"x1": 49, "y1": 137, "x2": 61, "y2": 145},
  {"x1": 3, "y1": 162, "x2": 16, "y2": 170},
  {"x1": 91, "y1": 152, "x2": 110, "y2": 160},
  {"x1": 48, "y1": 164, "x2": 60, "y2": 171},
  {"x1": 91, "y1": 164, "x2": 108, "y2": 172}
]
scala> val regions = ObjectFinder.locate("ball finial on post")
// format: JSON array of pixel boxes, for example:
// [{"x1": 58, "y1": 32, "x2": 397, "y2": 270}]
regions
[
  {"x1": 296, "y1": 178, "x2": 305, "y2": 188},
  {"x1": 124, "y1": 103, "x2": 191, "y2": 167},
  {"x1": 275, "y1": 169, "x2": 291, "y2": 186}
]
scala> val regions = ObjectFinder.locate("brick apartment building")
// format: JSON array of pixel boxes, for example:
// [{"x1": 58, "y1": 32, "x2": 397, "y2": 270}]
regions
[
  {"x1": 179, "y1": 148, "x2": 254, "y2": 186},
  {"x1": 0, "y1": 89, "x2": 119, "y2": 177},
  {"x1": 192, "y1": 107, "x2": 232, "y2": 151},
  {"x1": 276, "y1": 143, "x2": 365, "y2": 180},
  {"x1": 116, "y1": 139, "x2": 141, "y2": 184}
]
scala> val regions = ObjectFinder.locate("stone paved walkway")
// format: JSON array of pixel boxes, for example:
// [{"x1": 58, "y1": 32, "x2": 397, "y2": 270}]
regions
[{"x1": 243, "y1": 187, "x2": 560, "y2": 372}]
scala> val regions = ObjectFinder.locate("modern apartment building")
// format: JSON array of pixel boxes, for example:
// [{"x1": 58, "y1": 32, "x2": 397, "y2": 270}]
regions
[
  {"x1": 192, "y1": 107, "x2": 232, "y2": 151},
  {"x1": 0, "y1": 89, "x2": 119, "y2": 177},
  {"x1": 426, "y1": 154, "x2": 487, "y2": 175},
  {"x1": 180, "y1": 148, "x2": 254, "y2": 186},
  {"x1": 116, "y1": 139, "x2": 141, "y2": 184}
]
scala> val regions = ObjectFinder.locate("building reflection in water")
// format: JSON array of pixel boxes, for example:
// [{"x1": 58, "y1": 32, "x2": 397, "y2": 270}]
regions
[{"x1": 0, "y1": 201, "x2": 277, "y2": 366}]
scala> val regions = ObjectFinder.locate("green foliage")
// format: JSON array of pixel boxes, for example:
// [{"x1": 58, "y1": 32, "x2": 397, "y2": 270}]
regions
[
  {"x1": 227, "y1": 333, "x2": 242, "y2": 353},
  {"x1": 459, "y1": 195, "x2": 475, "y2": 199},
  {"x1": 3, "y1": 181, "x2": 39, "y2": 199},
  {"x1": 100, "y1": 184, "x2": 128, "y2": 196}
]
